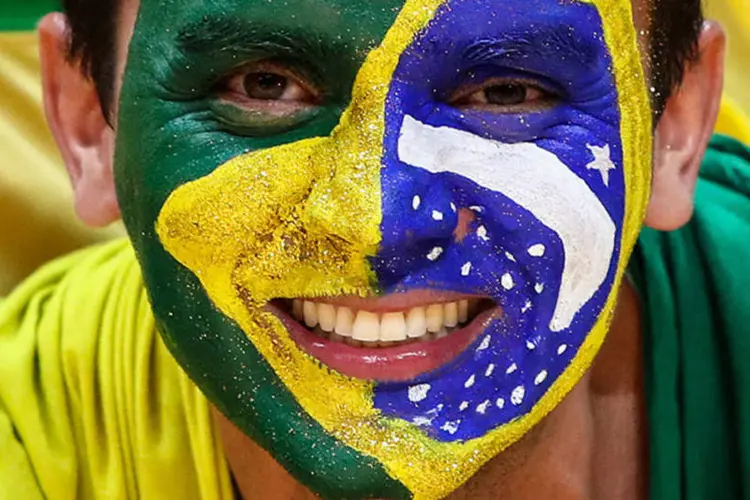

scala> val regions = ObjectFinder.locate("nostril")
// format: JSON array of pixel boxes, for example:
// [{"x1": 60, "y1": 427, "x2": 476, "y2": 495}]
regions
[{"x1": 453, "y1": 208, "x2": 477, "y2": 243}]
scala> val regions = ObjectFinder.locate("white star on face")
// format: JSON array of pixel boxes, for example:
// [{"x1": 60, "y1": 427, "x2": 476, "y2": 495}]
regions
[{"x1": 585, "y1": 144, "x2": 616, "y2": 187}]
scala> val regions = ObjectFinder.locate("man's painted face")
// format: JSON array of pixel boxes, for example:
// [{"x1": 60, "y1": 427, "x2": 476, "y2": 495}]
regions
[{"x1": 116, "y1": 0, "x2": 652, "y2": 498}]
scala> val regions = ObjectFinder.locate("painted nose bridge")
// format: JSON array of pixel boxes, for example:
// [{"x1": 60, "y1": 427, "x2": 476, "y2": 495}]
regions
[{"x1": 301, "y1": 0, "x2": 448, "y2": 255}]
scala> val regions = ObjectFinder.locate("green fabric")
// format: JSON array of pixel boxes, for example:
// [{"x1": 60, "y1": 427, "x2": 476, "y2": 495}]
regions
[
  {"x1": 0, "y1": 0, "x2": 59, "y2": 31},
  {"x1": 631, "y1": 134, "x2": 750, "y2": 500}
]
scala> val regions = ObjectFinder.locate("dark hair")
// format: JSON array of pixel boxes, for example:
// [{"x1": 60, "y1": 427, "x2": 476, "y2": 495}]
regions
[{"x1": 62, "y1": 0, "x2": 703, "y2": 120}]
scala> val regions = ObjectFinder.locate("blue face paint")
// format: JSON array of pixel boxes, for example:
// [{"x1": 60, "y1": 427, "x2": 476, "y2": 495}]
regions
[{"x1": 371, "y1": 0, "x2": 626, "y2": 441}]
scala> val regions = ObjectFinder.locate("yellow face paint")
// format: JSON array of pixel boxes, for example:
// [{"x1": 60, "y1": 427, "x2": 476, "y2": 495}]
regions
[{"x1": 157, "y1": 0, "x2": 652, "y2": 497}]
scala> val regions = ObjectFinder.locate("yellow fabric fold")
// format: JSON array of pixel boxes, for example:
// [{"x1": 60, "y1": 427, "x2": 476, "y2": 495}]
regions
[{"x1": 0, "y1": 239, "x2": 232, "y2": 500}]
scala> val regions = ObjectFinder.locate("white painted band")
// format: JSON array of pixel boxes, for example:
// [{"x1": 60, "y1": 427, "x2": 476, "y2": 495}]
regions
[{"x1": 397, "y1": 115, "x2": 616, "y2": 331}]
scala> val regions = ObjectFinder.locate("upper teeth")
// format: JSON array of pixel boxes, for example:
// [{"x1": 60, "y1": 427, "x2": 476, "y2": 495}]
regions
[{"x1": 291, "y1": 300, "x2": 478, "y2": 343}]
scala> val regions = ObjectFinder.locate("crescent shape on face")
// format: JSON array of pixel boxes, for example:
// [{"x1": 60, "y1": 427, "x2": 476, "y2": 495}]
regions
[{"x1": 397, "y1": 115, "x2": 617, "y2": 331}]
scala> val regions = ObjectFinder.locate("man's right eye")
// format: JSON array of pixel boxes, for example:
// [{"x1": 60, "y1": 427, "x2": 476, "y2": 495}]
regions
[{"x1": 218, "y1": 62, "x2": 320, "y2": 117}]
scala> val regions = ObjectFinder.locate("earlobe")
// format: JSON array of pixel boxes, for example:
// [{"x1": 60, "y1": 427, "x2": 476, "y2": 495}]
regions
[
  {"x1": 645, "y1": 21, "x2": 726, "y2": 232},
  {"x1": 38, "y1": 13, "x2": 121, "y2": 227}
]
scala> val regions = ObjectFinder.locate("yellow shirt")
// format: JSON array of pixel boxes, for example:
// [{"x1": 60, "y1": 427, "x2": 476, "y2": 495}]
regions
[{"x1": 0, "y1": 240, "x2": 232, "y2": 499}]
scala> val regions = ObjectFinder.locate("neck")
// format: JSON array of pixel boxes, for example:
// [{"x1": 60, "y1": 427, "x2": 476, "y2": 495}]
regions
[{"x1": 216, "y1": 280, "x2": 647, "y2": 500}]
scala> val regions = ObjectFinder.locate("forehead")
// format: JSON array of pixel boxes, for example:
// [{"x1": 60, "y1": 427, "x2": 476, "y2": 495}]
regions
[{"x1": 129, "y1": 0, "x2": 648, "y2": 48}]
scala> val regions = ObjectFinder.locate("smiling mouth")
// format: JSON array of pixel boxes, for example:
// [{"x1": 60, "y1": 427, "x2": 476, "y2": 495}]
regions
[{"x1": 269, "y1": 294, "x2": 499, "y2": 382}]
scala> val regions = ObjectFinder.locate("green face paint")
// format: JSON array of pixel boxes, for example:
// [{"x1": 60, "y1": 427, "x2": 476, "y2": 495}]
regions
[{"x1": 116, "y1": 1, "x2": 410, "y2": 498}]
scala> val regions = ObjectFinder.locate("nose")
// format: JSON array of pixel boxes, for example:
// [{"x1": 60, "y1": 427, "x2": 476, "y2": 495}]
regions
[{"x1": 374, "y1": 165, "x2": 466, "y2": 278}]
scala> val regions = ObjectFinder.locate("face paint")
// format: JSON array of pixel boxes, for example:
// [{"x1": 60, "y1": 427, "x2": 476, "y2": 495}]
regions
[{"x1": 116, "y1": 0, "x2": 652, "y2": 498}]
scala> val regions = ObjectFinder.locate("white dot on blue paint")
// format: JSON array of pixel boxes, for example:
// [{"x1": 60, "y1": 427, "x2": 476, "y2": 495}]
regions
[
  {"x1": 558, "y1": 344, "x2": 568, "y2": 355},
  {"x1": 506, "y1": 363, "x2": 518, "y2": 374},
  {"x1": 459, "y1": 401, "x2": 469, "y2": 411},
  {"x1": 464, "y1": 375, "x2": 476, "y2": 388},
  {"x1": 534, "y1": 370, "x2": 548, "y2": 386},
  {"x1": 505, "y1": 251, "x2": 516, "y2": 262},
  {"x1": 441, "y1": 420, "x2": 461, "y2": 435},
  {"x1": 432, "y1": 210, "x2": 444, "y2": 221},
  {"x1": 450, "y1": 202, "x2": 457, "y2": 212},
  {"x1": 427, "y1": 247, "x2": 443, "y2": 261},
  {"x1": 501, "y1": 273, "x2": 514, "y2": 290},
  {"x1": 412, "y1": 416, "x2": 432, "y2": 426},
  {"x1": 412, "y1": 195, "x2": 421, "y2": 210},
  {"x1": 526, "y1": 340, "x2": 536, "y2": 351},
  {"x1": 511, "y1": 386, "x2": 526, "y2": 406},
  {"x1": 476, "y1": 335, "x2": 491, "y2": 352},
  {"x1": 521, "y1": 301, "x2": 532, "y2": 313},
  {"x1": 408, "y1": 384, "x2": 431, "y2": 403},
  {"x1": 535, "y1": 283, "x2": 545, "y2": 294},
  {"x1": 461, "y1": 262, "x2": 472, "y2": 277},
  {"x1": 485, "y1": 364, "x2": 495, "y2": 377},
  {"x1": 496, "y1": 398, "x2": 505, "y2": 409},
  {"x1": 528, "y1": 244, "x2": 546, "y2": 257},
  {"x1": 476, "y1": 400, "x2": 491, "y2": 414},
  {"x1": 477, "y1": 226, "x2": 490, "y2": 242}
]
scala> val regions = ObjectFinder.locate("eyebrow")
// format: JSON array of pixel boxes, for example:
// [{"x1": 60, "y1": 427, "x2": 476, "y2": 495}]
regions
[
  {"x1": 462, "y1": 24, "x2": 602, "y2": 67},
  {"x1": 176, "y1": 14, "x2": 340, "y2": 64}
]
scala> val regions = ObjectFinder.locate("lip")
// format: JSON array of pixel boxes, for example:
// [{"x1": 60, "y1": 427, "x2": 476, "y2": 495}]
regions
[{"x1": 266, "y1": 298, "x2": 501, "y2": 382}]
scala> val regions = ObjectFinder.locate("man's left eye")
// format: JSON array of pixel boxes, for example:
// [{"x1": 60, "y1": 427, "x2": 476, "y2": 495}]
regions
[{"x1": 451, "y1": 80, "x2": 556, "y2": 112}]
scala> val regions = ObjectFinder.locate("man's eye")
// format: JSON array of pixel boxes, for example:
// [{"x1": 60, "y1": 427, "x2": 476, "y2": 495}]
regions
[
  {"x1": 481, "y1": 84, "x2": 539, "y2": 106},
  {"x1": 241, "y1": 72, "x2": 305, "y2": 101},
  {"x1": 218, "y1": 63, "x2": 319, "y2": 116},
  {"x1": 451, "y1": 80, "x2": 555, "y2": 112}
]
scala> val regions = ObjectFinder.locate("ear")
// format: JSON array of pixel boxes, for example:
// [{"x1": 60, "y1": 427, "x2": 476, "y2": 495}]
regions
[
  {"x1": 644, "y1": 21, "x2": 726, "y2": 231},
  {"x1": 38, "y1": 13, "x2": 121, "y2": 227}
]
